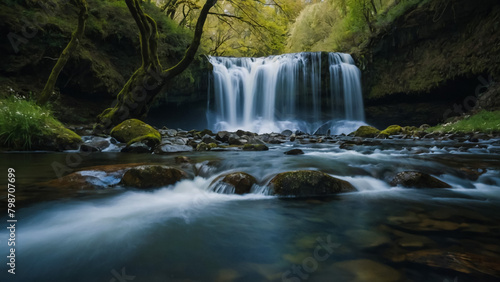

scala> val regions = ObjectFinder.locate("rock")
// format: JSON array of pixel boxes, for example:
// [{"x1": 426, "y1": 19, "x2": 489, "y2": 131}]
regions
[
  {"x1": 228, "y1": 136, "x2": 243, "y2": 145},
  {"x1": 159, "y1": 128, "x2": 177, "y2": 137},
  {"x1": 390, "y1": 171, "x2": 452, "y2": 188},
  {"x1": 403, "y1": 249, "x2": 500, "y2": 277},
  {"x1": 201, "y1": 134, "x2": 217, "y2": 144},
  {"x1": 216, "y1": 131, "x2": 230, "y2": 142},
  {"x1": 80, "y1": 144, "x2": 100, "y2": 153},
  {"x1": 196, "y1": 142, "x2": 217, "y2": 151},
  {"x1": 41, "y1": 170, "x2": 121, "y2": 190},
  {"x1": 269, "y1": 170, "x2": 356, "y2": 196},
  {"x1": 281, "y1": 130, "x2": 293, "y2": 137},
  {"x1": 198, "y1": 129, "x2": 214, "y2": 136},
  {"x1": 211, "y1": 172, "x2": 257, "y2": 194},
  {"x1": 155, "y1": 144, "x2": 193, "y2": 154},
  {"x1": 121, "y1": 141, "x2": 151, "y2": 153},
  {"x1": 458, "y1": 167, "x2": 486, "y2": 181},
  {"x1": 380, "y1": 125, "x2": 402, "y2": 136},
  {"x1": 284, "y1": 149, "x2": 304, "y2": 155},
  {"x1": 332, "y1": 259, "x2": 401, "y2": 282},
  {"x1": 82, "y1": 136, "x2": 111, "y2": 151},
  {"x1": 242, "y1": 144, "x2": 269, "y2": 151},
  {"x1": 110, "y1": 119, "x2": 161, "y2": 147},
  {"x1": 269, "y1": 138, "x2": 284, "y2": 144},
  {"x1": 351, "y1": 126, "x2": 380, "y2": 138},
  {"x1": 120, "y1": 165, "x2": 186, "y2": 189},
  {"x1": 236, "y1": 129, "x2": 254, "y2": 137},
  {"x1": 420, "y1": 124, "x2": 431, "y2": 130},
  {"x1": 174, "y1": 156, "x2": 191, "y2": 164}
]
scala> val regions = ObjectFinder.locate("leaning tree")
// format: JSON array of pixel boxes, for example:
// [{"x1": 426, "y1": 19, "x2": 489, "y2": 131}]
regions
[
  {"x1": 37, "y1": 0, "x2": 88, "y2": 105},
  {"x1": 97, "y1": 0, "x2": 216, "y2": 130}
]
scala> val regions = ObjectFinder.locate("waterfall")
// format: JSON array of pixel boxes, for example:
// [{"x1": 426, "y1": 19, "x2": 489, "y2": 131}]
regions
[{"x1": 207, "y1": 52, "x2": 366, "y2": 134}]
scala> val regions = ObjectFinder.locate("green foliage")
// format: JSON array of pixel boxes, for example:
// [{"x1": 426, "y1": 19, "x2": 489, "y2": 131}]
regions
[
  {"x1": 0, "y1": 97, "x2": 63, "y2": 149},
  {"x1": 286, "y1": 0, "x2": 428, "y2": 53},
  {"x1": 428, "y1": 111, "x2": 500, "y2": 133}
]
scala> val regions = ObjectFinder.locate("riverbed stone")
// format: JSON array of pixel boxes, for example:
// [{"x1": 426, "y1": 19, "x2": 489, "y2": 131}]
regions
[
  {"x1": 390, "y1": 171, "x2": 452, "y2": 188},
  {"x1": 284, "y1": 149, "x2": 304, "y2": 155},
  {"x1": 120, "y1": 165, "x2": 186, "y2": 189},
  {"x1": 211, "y1": 172, "x2": 257, "y2": 194},
  {"x1": 269, "y1": 170, "x2": 356, "y2": 196}
]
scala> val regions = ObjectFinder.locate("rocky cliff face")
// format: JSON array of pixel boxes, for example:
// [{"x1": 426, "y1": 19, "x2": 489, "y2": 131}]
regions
[{"x1": 359, "y1": 0, "x2": 500, "y2": 128}]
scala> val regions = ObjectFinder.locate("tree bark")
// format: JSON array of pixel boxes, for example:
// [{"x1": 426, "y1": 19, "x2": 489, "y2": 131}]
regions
[
  {"x1": 96, "y1": 0, "x2": 216, "y2": 130},
  {"x1": 37, "y1": 0, "x2": 88, "y2": 105}
]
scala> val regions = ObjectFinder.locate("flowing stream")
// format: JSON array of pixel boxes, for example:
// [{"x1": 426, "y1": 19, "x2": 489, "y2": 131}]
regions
[
  {"x1": 207, "y1": 52, "x2": 366, "y2": 134},
  {"x1": 2, "y1": 138, "x2": 500, "y2": 282}
]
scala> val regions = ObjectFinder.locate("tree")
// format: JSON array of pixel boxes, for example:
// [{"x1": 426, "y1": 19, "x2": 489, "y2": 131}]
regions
[
  {"x1": 96, "y1": 0, "x2": 216, "y2": 130},
  {"x1": 37, "y1": 0, "x2": 88, "y2": 105}
]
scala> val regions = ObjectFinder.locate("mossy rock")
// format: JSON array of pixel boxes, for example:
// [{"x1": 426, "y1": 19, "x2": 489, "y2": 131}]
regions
[
  {"x1": 269, "y1": 170, "x2": 356, "y2": 196},
  {"x1": 110, "y1": 119, "x2": 160, "y2": 146},
  {"x1": 380, "y1": 125, "x2": 402, "y2": 136},
  {"x1": 352, "y1": 126, "x2": 380, "y2": 138},
  {"x1": 46, "y1": 126, "x2": 82, "y2": 150},
  {"x1": 211, "y1": 172, "x2": 257, "y2": 194},
  {"x1": 120, "y1": 165, "x2": 187, "y2": 189},
  {"x1": 242, "y1": 144, "x2": 269, "y2": 151},
  {"x1": 390, "y1": 171, "x2": 451, "y2": 188}
]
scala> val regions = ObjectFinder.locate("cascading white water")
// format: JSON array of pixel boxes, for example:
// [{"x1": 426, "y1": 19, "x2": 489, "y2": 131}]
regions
[{"x1": 207, "y1": 52, "x2": 366, "y2": 134}]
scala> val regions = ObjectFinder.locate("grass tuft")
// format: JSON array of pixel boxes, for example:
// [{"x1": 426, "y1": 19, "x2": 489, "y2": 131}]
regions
[
  {"x1": 0, "y1": 97, "x2": 64, "y2": 149},
  {"x1": 428, "y1": 110, "x2": 500, "y2": 133}
]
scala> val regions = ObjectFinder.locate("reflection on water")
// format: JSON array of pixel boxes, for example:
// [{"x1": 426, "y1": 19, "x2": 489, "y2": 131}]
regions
[{"x1": 1, "y1": 139, "x2": 500, "y2": 282}]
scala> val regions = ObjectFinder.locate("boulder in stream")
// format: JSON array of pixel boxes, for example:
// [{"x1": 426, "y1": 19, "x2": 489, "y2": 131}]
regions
[
  {"x1": 269, "y1": 170, "x2": 356, "y2": 196},
  {"x1": 110, "y1": 119, "x2": 161, "y2": 147},
  {"x1": 211, "y1": 172, "x2": 257, "y2": 194},
  {"x1": 390, "y1": 171, "x2": 451, "y2": 188},
  {"x1": 284, "y1": 149, "x2": 304, "y2": 155},
  {"x1": 120, "y1": 165, "x2": 187, "y2": 189}
]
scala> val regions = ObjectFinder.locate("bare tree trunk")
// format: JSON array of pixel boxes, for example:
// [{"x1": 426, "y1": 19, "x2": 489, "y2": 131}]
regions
[
  {"x1": 96, "y1": 0, "x2": 216, "y2": 130},
  {"x1": 37, "y1": 0, "x2": 88, "y2": 105}
]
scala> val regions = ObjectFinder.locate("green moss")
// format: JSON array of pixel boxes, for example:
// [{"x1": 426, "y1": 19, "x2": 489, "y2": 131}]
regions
[
  {"x1": 110, "y1": 119, "x2": 161, "y2": 144},
  {"x1": 380, "y1": 125, "x2": 402, "y2": 136},
  {"x1": 352, "y1": 126, "x2": 380, "y2": 138},
  {"x1": 428, "y1": 110, "x2": 500, "y2": 133}
]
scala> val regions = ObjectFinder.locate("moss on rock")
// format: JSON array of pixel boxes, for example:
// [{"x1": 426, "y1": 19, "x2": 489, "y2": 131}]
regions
[
  {"x1": 352, "y1": 126, "x2": 380, "y2": 138},
  {"x1": 380, "y1": 125, "x2": 402, "y2": 136},
  {"x1": 269, "y1": 170, "x2": 356, "y2": 196},
  {"x1": 110, "y1": 119, "x2": 160, "y2": 146}
]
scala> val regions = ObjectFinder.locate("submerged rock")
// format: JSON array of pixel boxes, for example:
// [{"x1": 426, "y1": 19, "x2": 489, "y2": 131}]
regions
[
  {"x1": 110, "y1": 119, "x2": 161, "y2": 147},
  {"x1": 120, "y1": 165, "x2": 186, "y2": 189},
  {"x1": 390, "y1": 171, "x2": 451, "y2": 188},
  {"x1": 403, "y1": 249, "x2": 500, "y2": 277},
  {"x1": 155, "y1": 144, "x2": 193, "y2": 154},
  {"x1": 174, "y1": 156, "x2": 191, "y2": 164},
  {"x1": 284, "y1": 149, "x2": 304, "y2": 155},
  {"x1": 351, "y1": 126, "x2": 380, "y2": 138},
  {"x1": 269, "y1": 170, "x2": 356, "y2": 196},
  {"x1": 211, "y1": 172, "x2": 257, "y2": 194}
]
